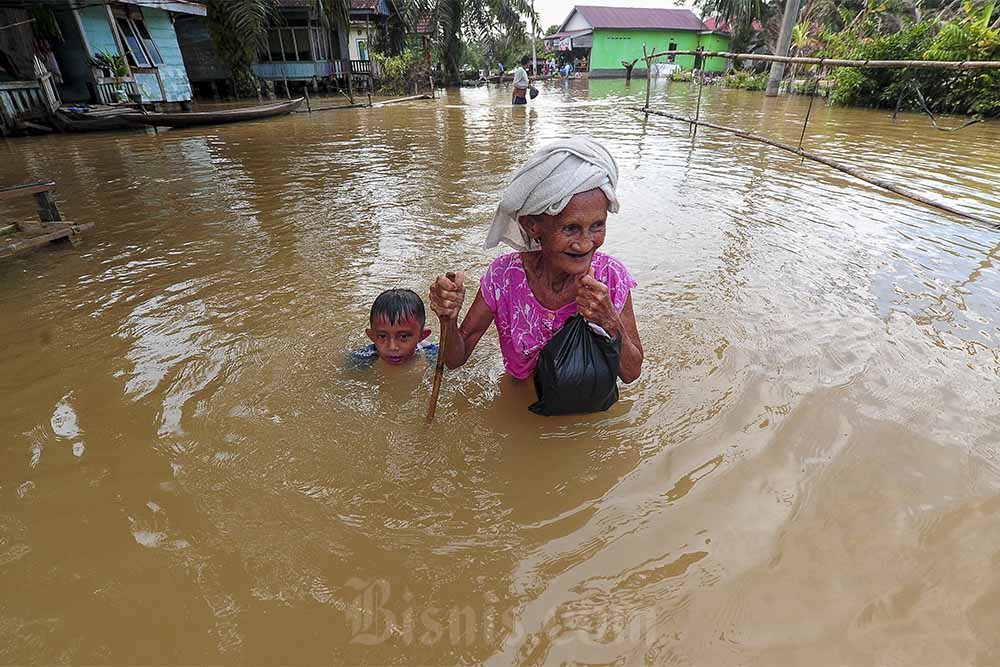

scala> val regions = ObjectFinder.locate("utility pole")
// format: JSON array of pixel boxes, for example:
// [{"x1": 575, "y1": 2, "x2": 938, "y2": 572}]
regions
[
  {"x1": 765, "y1": 0, "x2": 802, "y2": 96},
  {"x1": 531, "y1": 0, "x2": 537, "y2": 75}
]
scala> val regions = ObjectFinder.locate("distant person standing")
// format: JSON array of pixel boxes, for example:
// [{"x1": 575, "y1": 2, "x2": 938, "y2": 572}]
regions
[
  {"x1": 511, "y1": 55, "x2": 530, "y2": 105},
  {"x1": 498, "y1": 62, "x2": 505, "y2": 76}
]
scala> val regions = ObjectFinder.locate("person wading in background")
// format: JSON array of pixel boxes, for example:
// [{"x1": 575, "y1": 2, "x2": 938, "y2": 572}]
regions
[{"x1": 512, "y1": 56, "x2": 530, "y2": 105}]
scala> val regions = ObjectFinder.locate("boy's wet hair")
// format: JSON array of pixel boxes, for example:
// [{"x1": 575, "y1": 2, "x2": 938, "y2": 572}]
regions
[
  {"x1": 520, "y1": 55, "x2": 531, "y2": 66},
  {"x1": 370, "y1": 288, "x2": 426, "y2": 327}
]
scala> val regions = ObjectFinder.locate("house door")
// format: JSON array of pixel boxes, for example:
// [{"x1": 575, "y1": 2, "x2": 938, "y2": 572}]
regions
[
  {"x1": 357, "y1": 40, "x2": 368, "y2": 61},
  {"x1": 667, "y1": 42, "x2": 677, "y2": 63}
]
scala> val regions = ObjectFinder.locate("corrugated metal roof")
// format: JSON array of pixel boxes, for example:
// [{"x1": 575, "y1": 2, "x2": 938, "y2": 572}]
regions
[
  {"x1": 133, "y1": 0, "x2": 206, "y2": 15},
  {"x1": 351, "y1": 0, "x2": 379, "y2": 10},
  {"x1": 545, "y1": 28, "x2": 593, "y2": 40},
  {"x1": 572, "y1": 5, "x2": 706, "y2": 31}
]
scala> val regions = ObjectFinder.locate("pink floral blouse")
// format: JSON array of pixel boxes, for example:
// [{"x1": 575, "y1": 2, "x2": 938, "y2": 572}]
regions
[{"x1": 479, "y1": 251, "x2": 637, "y2": 379}]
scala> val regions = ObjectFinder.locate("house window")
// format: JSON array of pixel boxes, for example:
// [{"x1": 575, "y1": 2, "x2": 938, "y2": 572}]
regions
[
  {"x1": 357, "y1": 39, "x2": 367, "y2": 60},
  {"x1": 266, "y1": 30, "x2": 284, "y2": 62},
  {"x1": 134, "y1": 19, "x2": 163, "y2": 65},
  {"x1": 114, "y1": 15, "x2": 162, "y2": 68},
  {"x1": 667, "y1": 41, "x2": 677, "y2": 63},
  {"x1": 311, "y1": 27, "x2": 330, "y2": 60},
  {"x1": 296, "y1": 27, "x2": 312, "y2": 60},
  {"x1": 261, "y1": 16, "x2": 323, "y2": 62},
  {"x1": 268, "y1": 28, "x2": 300, "y2": 61}
]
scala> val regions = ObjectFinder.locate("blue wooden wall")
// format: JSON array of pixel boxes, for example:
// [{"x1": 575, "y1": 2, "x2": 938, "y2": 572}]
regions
[
  {"x1": 140, "y1": 8, "x2": 193, "y2": 102},
  {"x1": 77, "y1": 5, "x2": 193, "y2": 103},
  {"x1": 78, "y1": 6, "x2": 118, "y2": 55},
  {"x1": 253, "y1": 62, "x2": 335, "y2": 80}
]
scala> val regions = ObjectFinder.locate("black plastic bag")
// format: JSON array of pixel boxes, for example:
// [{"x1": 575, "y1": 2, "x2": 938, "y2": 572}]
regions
[
  {"x1": 529, "y1": 85, "x2": 539, "y2": 99},
  {"x1": 529, "y1": 314, "x2": 622, "y2": 416}
]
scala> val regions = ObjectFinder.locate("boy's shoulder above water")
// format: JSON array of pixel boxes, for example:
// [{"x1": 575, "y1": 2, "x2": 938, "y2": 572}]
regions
[{"x1": 349, "y1": 341, "x2": 438, "y2": 370}]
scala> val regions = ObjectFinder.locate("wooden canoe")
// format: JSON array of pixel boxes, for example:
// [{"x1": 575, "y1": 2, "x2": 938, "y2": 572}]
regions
[
  {"x1": 54, "y1": 110, "x2": 136, "y2": 132},
  {"x1": 120, "y1": 98, "x2": 304, "y2": 129}
]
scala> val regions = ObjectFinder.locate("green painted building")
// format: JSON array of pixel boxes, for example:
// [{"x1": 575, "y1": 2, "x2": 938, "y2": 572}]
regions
[{"x1": 544, "y1": 6, "x2": 733, "y2": 77}]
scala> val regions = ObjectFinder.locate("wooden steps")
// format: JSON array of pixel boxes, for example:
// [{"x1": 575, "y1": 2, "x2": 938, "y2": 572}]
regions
[{"x1": 0, "y1": 181, "x2": 95, "y2": 260}]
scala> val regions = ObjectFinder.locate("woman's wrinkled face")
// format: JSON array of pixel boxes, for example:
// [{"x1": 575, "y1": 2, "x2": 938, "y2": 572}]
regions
[{"x1": 522, "y1": 189, "x2": 609, "y2": 276}]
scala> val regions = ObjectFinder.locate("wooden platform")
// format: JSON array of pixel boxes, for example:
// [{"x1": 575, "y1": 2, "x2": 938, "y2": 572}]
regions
[
  {"x1": 0, "y1": 221, "x2": 96, "y2": 259},
  {"x1": 0, "y1": 181, "x2": 95, "y2": 260}
]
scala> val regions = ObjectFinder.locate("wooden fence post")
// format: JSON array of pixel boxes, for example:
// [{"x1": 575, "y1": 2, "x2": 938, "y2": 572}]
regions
[
  {"x1": 622, "y1": 58, "x2": 638, "y2": 84},
  {"x1": 643, "y1": 45, "x2": 652, "y2": 112},
  {"x1": 348, "y1": 62, "x2": 354, "y2": 104},
  {"x1": 33, "y1": 190, "x2": 62, "y2": 222}
]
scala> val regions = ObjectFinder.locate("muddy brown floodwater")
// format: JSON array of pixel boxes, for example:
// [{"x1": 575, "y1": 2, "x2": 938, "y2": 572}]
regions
[{"x1": 2, "y1": 79, "x2": 1000, "y2": 665}]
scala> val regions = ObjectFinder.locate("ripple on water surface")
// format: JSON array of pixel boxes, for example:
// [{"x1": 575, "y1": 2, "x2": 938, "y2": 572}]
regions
[{"x1": 0, "y1": 81, "x2": 999, "y2": 665}]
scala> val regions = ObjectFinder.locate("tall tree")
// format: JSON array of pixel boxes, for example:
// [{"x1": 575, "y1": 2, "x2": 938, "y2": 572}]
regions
[
  {"x1": 397, "y1": 0, "x2": 534, "y2": 83},
  {"x1": 694, "y1": 0, "x2": 769, "y2": 51},
  {"x1": 206, "y1": 0, "x2": 350, "y2": 96}
]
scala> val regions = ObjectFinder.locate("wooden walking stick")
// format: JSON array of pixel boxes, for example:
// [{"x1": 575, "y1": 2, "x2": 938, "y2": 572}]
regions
[{"x1": 426, "y1": 272, "x2": 456, "y2": 424}]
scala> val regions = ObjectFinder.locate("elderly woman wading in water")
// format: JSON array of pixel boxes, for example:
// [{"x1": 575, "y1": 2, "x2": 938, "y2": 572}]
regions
[{"x1": 429, "y1": 138, "x2": 643, "y2": 386}]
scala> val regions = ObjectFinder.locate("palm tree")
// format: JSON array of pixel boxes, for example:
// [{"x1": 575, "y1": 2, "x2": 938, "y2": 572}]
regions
[
  {"x1": 695, "y1": 0, "x2": 765, "y2": 51},
  {"x1": 396, "y1": 0, "x2": 534, "y2": 83},
  {"x1": 206, "y1": 0, "x2": 531, "y2": 92},
  {"x1": 206, "y1": 0, "x2": 351, "y2": 96}
]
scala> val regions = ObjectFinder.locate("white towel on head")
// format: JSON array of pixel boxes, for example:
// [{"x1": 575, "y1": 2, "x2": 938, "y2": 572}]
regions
[{"x1": 484, "y1": 137, "x2": 620, "y2": 252}]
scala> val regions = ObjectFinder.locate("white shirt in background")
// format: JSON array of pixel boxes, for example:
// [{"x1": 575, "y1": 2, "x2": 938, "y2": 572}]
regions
[{"x1": 512, "y1": 66, "x2": 529, "y2": 89}]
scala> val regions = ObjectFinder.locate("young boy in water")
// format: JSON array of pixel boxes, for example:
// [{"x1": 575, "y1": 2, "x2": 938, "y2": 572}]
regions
[{"x1": 355, "y1": 289, "x2": 437, "y2": 367}]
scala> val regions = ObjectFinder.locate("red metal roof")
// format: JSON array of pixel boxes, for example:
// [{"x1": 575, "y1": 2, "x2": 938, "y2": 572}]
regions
[
  {"x1": 701, "y1": 16, "x2": 761, "y2": 33},
  {"x1": 701, "y1": 16, "x2": 729, "y2": 33},
  {"x1": 572, "y1": 6, "x2": 706, "y2": 31}
]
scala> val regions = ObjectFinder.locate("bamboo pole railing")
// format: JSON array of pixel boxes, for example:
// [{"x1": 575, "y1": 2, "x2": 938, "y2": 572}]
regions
[
  {"x1": 629, "y1": 106, "x2": 993, "y2": 226},
  {"x1": 643, "y1": 49, "x2": 1000, "y2": 70},
  {"x1": 634, "y1": 49, "x2": 997, "y2": 225}
]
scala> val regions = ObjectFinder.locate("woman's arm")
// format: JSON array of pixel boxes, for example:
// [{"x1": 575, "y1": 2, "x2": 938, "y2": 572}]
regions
[
  {"x1": 441, "y1": 290, "x2": 493, "y2": 369},
  {"x1": 576, "y1": 274, "x2": 644, "y2": 383},
  {"x1": 613, "y1": 295, "x2": 643, "y2": 383},
  {"x1": 429, "y1": 274, "x2": 494, "y2": 369}
]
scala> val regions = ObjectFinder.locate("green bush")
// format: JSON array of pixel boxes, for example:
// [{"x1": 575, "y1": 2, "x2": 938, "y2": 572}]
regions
[
  {"x1": 921, "y1": 2, "x2": 1000, "y2": 115},
  {"x1": 670, "y1": 70, "x2": 694, "y2": 82},
  {"x1": 824, "y1": 3, "x2": 1000, "y2": 116},
  {"x1": 724, "y1": 69, "x2": 768, "y2": 91},
  {"x1": 826, "y1": 21, "x2": 934, "y2": 108},
  {"x1": 372, "y1": 50, "x2": 424, "y2": 95},
  {"x1": 794, "y1": 78, "x2": 820, "y2": 95}
]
